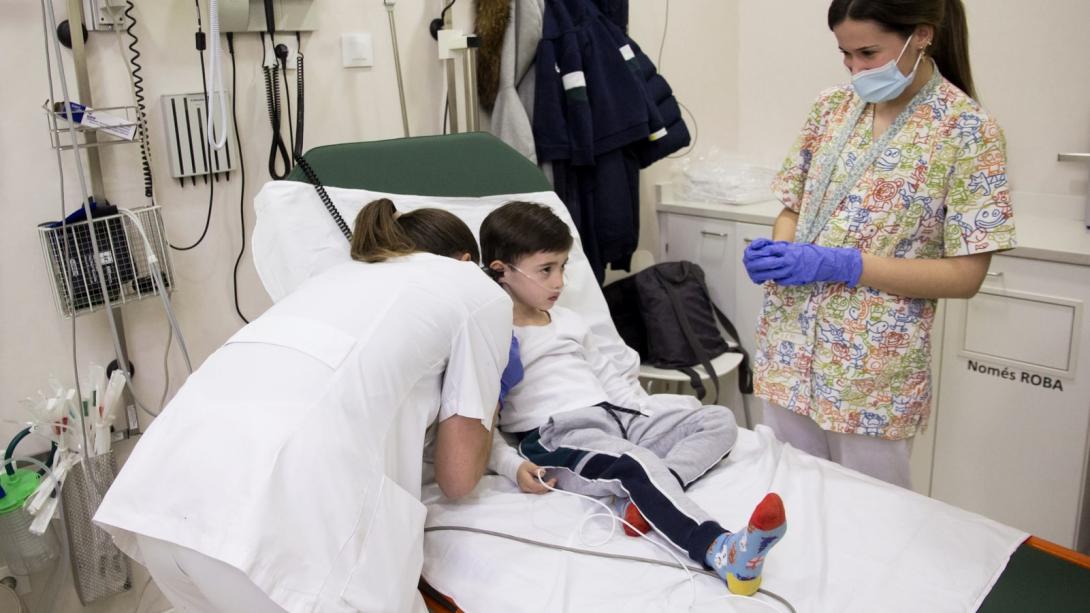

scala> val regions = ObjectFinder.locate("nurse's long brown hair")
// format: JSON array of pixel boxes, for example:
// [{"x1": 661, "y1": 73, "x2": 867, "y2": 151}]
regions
[
  {"x1": 828, "y1": 0, "x2": 976, "y2": 99},
  {"x1": 350, "y1": 198, "x2": 481, "y2": 263}
]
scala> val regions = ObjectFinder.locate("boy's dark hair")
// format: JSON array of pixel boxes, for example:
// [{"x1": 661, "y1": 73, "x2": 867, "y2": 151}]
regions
[{"x1": 480, "y1": 201, "x2": 573, "y2": 277}]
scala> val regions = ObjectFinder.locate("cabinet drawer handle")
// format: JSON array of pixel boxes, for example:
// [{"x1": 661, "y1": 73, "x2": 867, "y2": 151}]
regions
[
  {"x1": 985, "y1": 271, "x2": 1004, "y2": 278},
  {"x1": 700, "y1": 231, "x2": 729, "y2": 238}
]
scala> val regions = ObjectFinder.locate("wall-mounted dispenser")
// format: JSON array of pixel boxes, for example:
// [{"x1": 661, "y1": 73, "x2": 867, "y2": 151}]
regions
[{"x1": 217, "y1": 0, "x2": 318, "y2": 33}]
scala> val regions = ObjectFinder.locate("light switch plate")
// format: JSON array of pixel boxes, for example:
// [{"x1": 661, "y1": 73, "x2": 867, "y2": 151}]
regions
[{"x1": 342, "y1": 33, "x2": 374, "y2": 68}]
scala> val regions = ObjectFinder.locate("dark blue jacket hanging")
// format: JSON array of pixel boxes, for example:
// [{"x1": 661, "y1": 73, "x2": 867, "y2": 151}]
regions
[
  {"x1": 626, "y1": 39, "x2": 691, "y2": 168},
  {"x1": 534, "y1": 0, "x2": 652, "y2": 164},
  {"x1": 534, "y1": 0, "x2": 689, "y2": 282}
]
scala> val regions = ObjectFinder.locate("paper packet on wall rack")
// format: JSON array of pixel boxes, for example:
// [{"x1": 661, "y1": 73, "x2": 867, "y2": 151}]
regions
[{"x1": 53, "y1": 101, "x2": 137, "y2": 141}]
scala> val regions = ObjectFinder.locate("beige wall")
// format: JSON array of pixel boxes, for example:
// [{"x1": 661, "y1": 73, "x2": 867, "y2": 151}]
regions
[
  {"x1": 738, "y1": 0, "x2": 1090, "y2": 202},
  {"x1": 629, "y1": 1, "x2": 740, "y2": 252},
  {"x1": 0, "y1": 0, "x2": 471, "y2": 456},
  {"x1": 0, "y1": 0, "x2": 737, "y2": 457}
]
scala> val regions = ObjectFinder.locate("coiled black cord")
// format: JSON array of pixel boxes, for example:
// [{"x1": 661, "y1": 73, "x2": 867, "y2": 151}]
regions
[
  {"x1": 294, "y1": 155, "x2": 352, "y2": 241},
  {"x1": 264, "y1": 66, "x2": 290, "y2": 179},
  {"x1": 263, "y1": 34, "x2": 291, "y2": 180},
  {"x1": 123, "y1": 0, "x2": 153, "y2": 199},
  {"x1": 276, "y1": 43, "x2": 295, "y2": 161},
  {"x1": 293, "y1": 48, "x2": 305, "y2": 160}
]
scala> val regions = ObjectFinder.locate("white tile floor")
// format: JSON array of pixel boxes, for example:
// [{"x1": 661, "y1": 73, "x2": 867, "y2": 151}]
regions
[{"x1": 16, "y1": 558, "x2": 170, "y2": 613}]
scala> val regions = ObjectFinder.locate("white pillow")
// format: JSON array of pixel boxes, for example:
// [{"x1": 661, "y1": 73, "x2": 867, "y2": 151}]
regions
[{"x1": 251, "y1": 180, "x2": 623, "y2": 347}]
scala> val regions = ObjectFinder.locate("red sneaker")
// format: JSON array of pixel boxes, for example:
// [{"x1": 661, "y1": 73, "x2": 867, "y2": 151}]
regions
[{"x1": 622, "y1": 501, "x2": 652, "y2": 537}]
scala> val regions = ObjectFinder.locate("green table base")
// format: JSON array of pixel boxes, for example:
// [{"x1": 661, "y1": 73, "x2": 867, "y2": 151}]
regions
[{"x1": 979, "y1": 543, "x2": 1090, "y2": 612}]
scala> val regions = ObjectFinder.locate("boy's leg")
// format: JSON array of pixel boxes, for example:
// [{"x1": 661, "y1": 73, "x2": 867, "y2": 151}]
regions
[
  {"x1": 705, "y1": 493, "x2": 787, "y2": 596},
  {"x1": 625, "y1": 404, "x2": 738, "y2": 488},
  {"x1": 519, "y1": 406, "x2": 726, "y2": 564}
]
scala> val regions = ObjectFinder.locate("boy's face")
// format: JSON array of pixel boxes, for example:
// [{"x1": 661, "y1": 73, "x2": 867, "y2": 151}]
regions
[{"x1": 493, "y1": 250, "x2": 568, "y2": 311}]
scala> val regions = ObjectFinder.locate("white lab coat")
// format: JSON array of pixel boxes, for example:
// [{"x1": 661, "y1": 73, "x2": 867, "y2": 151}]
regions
[{"x1": 94, "y1": 254, "x2": 512, "y2": 612}]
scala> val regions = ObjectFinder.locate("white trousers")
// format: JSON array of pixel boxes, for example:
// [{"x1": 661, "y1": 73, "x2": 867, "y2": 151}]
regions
[
  {"x1": 135, "y1": 534, "x2": 285, "y2": 613},
  {"x1": 762, "y1": 402, "x2": 913, "y2": 489}
]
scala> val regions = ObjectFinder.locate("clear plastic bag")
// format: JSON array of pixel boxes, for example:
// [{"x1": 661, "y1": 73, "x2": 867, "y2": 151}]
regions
[{"x1": 673, "y1": 148, "x2": 776, "y2": 205}]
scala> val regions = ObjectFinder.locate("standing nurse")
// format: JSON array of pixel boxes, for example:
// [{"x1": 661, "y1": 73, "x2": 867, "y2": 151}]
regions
[
  {"x1": 95, "y1": 199, "x2": 513, "y2": 612},
  {"x1": 745, "y1": 0, "x2": 1015, "y2": 488}
]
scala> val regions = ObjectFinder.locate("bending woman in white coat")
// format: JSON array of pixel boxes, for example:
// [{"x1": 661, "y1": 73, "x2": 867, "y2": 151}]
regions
[{"x1": 95, "y1": 199, "x2": 513, "y2": 613}]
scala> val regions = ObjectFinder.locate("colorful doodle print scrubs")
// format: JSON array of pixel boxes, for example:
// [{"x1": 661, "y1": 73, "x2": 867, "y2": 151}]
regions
[{"x1": 754, "y1": 69, "x2": 1016, "y2": 440}]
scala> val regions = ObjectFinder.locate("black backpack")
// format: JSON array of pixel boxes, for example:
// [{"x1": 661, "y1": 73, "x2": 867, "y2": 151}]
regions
[{"x1": 603, "y1": 261, "x2": 753, "y2": 404}]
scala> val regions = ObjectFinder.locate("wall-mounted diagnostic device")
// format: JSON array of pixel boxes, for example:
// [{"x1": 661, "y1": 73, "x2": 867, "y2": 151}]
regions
[
  {"x1": 217, "y1": 0, "x2": 318, "y2": 33},
  {"x1": 160, "y1": 93, "x2": 237, "y2": 182}
]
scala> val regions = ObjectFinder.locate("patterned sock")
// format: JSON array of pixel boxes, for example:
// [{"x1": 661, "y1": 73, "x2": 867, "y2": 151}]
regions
[
  {"x1": 612, "y1": 497, "x2": 651, "y2": 537},
  {"x1": 705, "y1": 493, "x2": 786, "y2": 596}
]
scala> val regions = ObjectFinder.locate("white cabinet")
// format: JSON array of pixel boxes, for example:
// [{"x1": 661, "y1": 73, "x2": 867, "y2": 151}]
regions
[
  {"x1": 931, "y1": 255, "x2": 1090, "y2": 551},
  {"x1": 659, "y1": 213, "x2": 738, "y2": 326},
  {"x1": 658, "y1": 213, "x2": 770, "y2": 427}
]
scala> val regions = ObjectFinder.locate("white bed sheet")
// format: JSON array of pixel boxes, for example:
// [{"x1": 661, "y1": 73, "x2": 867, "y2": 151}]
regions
[{"x1": 422, "y1": 426, "x2": 1027, "y2": 613}]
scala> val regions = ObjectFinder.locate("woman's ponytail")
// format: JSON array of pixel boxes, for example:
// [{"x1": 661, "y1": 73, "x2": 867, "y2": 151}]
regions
[
  {"x1": 931, "y1": 0, "x2": 975, "y2": 99},
  {"x1": 350, "y1": 198, "x2": 415, "y2": 263},
  {"x1": 350, "y1": 199, "x2": 481, "y2": 264}
]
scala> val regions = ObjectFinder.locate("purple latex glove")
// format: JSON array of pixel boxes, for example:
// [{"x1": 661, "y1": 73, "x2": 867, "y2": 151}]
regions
[
  {"x1": 499, "y1": 335, "x2": 524, "y2": 405},
  {"x1": 744, "y1": 240, "x2": 863, "y2": 287},
  {"x1": 742, "y1": 237, "x2": 780, "y2": 284}
]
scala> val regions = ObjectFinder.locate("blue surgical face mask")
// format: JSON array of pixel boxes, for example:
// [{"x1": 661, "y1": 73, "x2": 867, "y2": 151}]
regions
[{"x1": 851, "y1": 37, "x2": 924, "y2": 103}]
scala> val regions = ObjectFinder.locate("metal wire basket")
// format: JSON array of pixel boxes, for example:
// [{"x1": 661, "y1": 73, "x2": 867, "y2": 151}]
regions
[
  {"x1": 42, "y1": 101, "x2": 141, "y2": 151},
  {"x1": 37, "y1": 206, "x2": 174, "y2": 319},
  {"x1": 62, "y1": 453, "x2": 131, "y2": 604}
]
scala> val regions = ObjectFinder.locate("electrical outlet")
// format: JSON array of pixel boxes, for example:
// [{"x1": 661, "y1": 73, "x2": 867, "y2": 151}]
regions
[{"x1": 279, "y1": 44, "x2": 300, "y2": 71}]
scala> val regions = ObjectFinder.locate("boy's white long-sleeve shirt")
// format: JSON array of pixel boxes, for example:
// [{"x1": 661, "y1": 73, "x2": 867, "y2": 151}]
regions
[
  {"x1": 488, "y1": 306, "x2": 685, "y2": 482},
  {"x1": 498, "y1": 306, "x2": 645, "y2": 433}
]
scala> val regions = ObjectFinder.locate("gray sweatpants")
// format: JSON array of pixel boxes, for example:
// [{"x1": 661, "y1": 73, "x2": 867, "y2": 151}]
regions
[{"x1": 517, "y1": 402, "x2": 737, "y2": 562}]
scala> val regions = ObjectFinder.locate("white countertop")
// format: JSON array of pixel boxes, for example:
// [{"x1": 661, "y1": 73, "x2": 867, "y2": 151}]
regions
[{"x1": 656, "y1": 184, "x2": 1090, "y2": 267}]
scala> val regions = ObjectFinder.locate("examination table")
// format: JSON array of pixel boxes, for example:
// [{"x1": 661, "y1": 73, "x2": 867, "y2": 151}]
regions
[{"x1": 265, "y1": 132, "x2": 1090, "y2": 612}]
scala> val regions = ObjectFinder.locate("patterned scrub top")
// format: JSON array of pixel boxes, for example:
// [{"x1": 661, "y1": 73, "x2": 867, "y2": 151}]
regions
[{"x1": 754, "y1": 71, "x2": 1016, "y2": 440}]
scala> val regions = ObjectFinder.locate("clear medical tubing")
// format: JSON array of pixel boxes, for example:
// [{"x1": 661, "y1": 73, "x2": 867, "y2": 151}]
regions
[{"x1": 206, "y1": 0, "x2": 229, "y2": 150}]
